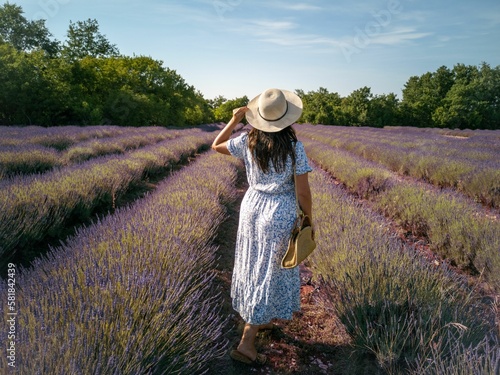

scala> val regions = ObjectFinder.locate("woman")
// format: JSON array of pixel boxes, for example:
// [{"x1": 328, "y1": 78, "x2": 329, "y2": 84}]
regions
[{"x1": 212, "y1": 88, "x2": 313, "y2": 365}]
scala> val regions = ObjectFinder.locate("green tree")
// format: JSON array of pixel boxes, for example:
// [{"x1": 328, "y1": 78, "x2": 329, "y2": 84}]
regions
[
  {"x1": 297, "y1": 87, "x2": 342, "y2": 124},
  {"x1": 398, "y1": 63, "x2": 500, "y2": 129},
  {"x1": 475, "y1": 63, "x2": 500, "y2": 129},
  {"x1": 69, "y1": 56, "x2": 199, "y2": 126},
  {"x1": 62, "y1": 18, "x2": 119, "y2": 60},
  {"x1": 433, "y1": 63, "x2": 500, "y2": 129},
  {"x1": 184, "y1": 90, "x2": 214, "y2": 126},
  {"x1": 0, "y1": 40, "x2": 71, "y2": 125},
  {"x1": 0, "y1": 2, "x2": 59, "y2": 55},
  {"x1": 432, "y1": 83, "x2": 481, "y2": 128},
  {"x1": 0, "y1": 41, "x2": 24, "y2": 124},
  {"x1": 432, "y1": 65, "x2": 454, "y2": 99},
  {"x1": 367, "y1": 93, "x2": 400, "y2": 127},
  {"x1": 341, "y1": 86, "x2": 373, "y2": 126},
  {"x1": 207, "y1": 95, "x2": 227, "y2": 111},
  {"x1": 0, "y1": 4, "x2": 213, "y2": 127},
  {"x1": 400, "y1": 73, "x2": 435, "y2": 127},
  {"x1": 213, "y1": 96, "x2": 249, "y2": 123},
  {"x1": 400, "y1": 66, "x2": 454, "y2": 127},
  {"x1": 452, "y1": 63, "x2": 480, "y2": 83}
]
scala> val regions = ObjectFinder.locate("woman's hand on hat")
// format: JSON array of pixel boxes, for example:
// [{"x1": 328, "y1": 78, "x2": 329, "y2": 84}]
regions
[{"x1": 232, "y1": 106, "x2": 248, "y2": 123}]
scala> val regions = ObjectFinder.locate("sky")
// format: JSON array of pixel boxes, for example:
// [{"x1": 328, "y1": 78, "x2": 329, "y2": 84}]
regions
[{"x1": 15, "y1": 0, "x2": 500, "y2": 100}]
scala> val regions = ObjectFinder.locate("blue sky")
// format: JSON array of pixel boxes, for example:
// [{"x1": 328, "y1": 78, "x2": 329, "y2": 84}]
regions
[{"x1": 16, "y1": 0, "x2": 500, "y2": 100}]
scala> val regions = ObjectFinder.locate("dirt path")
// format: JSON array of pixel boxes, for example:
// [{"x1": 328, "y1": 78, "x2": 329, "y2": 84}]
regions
[{"x1": 208, "y1": 169, "x2": 367, "y2": 375}]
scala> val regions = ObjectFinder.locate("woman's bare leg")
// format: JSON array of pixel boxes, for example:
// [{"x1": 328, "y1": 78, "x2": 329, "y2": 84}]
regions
[{"x1": 236, "y1": 323, "x2": 260, "y2": 360}]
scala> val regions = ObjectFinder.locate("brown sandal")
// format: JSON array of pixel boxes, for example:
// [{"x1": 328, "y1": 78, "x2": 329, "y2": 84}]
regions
[
  {"x1": 259, "y1": 323, "x2": 276, "y2": 331},
  {"x1": 230, "y1": 349, "x2": 267, "y2": 365}
]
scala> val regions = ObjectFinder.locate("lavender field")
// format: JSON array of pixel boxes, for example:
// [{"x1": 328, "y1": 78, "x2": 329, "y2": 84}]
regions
[
  {"x1": 298, "y1": 124, "x2": 500, "y2": 207},
  {"x1": 0, "y1": 125, "x2": 498, "y2": 374},
  {"x1": 0, "y1": 125, "x2": 219, "y2": 268},
  {"x1": 297, "y1": 125, "x2": 500, "y2": 289}
]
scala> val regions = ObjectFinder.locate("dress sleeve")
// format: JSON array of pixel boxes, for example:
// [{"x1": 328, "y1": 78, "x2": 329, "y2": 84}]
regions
[
  {"x1": 227, "y1": 133, "x2": 247, "y2": 160},
  {"x1": 295, "y1": 141, "x2": 313, "y2": 175}
]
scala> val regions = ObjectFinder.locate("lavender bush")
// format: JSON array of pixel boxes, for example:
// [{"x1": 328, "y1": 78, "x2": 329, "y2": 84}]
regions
[
  {"x1": 412, "y1": 332, "x2": 499, "y2": 374},
  {"x1": 62, "y1": 127, "x2": 181, "y2": 163},
  {"x1": 0, "y1": 144, "x2": 62, "y2": 178},
  {"x1": 377, "y1": 184, "x2": 500, "y2": 286},
  {"x1": 300, "y1": 137, "x2": 394, "y2": 198},
  {"x1": 0, "y1": 151, "x2": 240, "y2": 374}
]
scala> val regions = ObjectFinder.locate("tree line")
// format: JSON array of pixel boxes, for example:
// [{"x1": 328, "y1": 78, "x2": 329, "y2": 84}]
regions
[
  {"x1": 297, "y1": 63, "x2": 499, "y2": 130},
  {"x1": 1, "y1": 3, "x2": 499, "y2": 129},
  {"x1": 0, "y1": 3, "x2": 212, "y2": 126}
]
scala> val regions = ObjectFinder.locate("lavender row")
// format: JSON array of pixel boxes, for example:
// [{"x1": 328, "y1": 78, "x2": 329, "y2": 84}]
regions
[
  {"x1": 326, "y1": 125, "x2": 500, "y2": 160},
  {"x1": 0, "y1": 126, "x2": 188, "y2": 178},
  {"x1": 300, "y1": 124, "x2": 500, "y2": 180},
  {"x1": 0, "y1": 151, "x2": 240, "y2": 374},
  {"x1": 0, "y1": 144, "x2": 61, "y2": 179},
  {"x1": 0, "y1": 128, "x2": 216, "y2": 264},
  {"x1": 298, "y1": 124, "x2": 500, "y2": 208},
  {"x1": 298, "y1": 135, "x2": 500, "y2": 290},
  {"x1": 0, "y1": 125, "x2": 126, "y2": 148},
  {"x1": 62, "y1": 128, "x2": 180, "y2": 163},
  {"x1": 308, "y1": 167, "x2": 498, "y2": 374}
]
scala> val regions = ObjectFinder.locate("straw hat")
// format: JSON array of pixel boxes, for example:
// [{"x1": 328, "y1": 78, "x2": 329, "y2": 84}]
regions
[{"x1": 246, "y1": 88, "x2": 303, "y2": 132}]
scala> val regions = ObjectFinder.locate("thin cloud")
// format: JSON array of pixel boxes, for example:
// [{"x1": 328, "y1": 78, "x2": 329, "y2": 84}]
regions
[
  {"x1": 253, "y1": 25, "x2": 433, "y2": 53},
  {"x1": 283, "y1": 3, "x2": 323, "y2": 11},
  {"x1": 254, "y1": 1, "x2": 323, "y2": 12},
  {"x1": 243, "y1": 18, "x2": 343, "y2": 49},
  {"x1": 251, "y1": 20, "x2": 297, "y2": 31},
  {"x1": 398, "y1": 10, "x2": 430, "y2": 23},
  {"x1": 477, "y1": 9, "x2": 500, "y2": 26},
  {"x1": 258, "y1": 34, "x2": 343, "y2": 48},
  {"x1": 369, "y1": 27, "x2": 433, "y2": 45}
]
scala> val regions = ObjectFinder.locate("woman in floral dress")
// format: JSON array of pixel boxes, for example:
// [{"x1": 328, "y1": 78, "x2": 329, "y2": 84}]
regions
[{"x1": 212, "y1": 88, "x2": 313, "y2": 365}]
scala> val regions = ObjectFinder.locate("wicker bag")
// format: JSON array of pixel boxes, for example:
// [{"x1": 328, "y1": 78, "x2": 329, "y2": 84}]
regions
[{"x1": 281, "y1": 155, "x2": 316, "y2": 269}]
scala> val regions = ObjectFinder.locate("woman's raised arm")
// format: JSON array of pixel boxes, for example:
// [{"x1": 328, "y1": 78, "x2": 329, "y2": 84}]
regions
[{"x1": 212, "y1": 106, "x2": 248, "y2": 155}]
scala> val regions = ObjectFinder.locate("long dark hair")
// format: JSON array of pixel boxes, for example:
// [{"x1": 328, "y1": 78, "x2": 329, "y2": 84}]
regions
[{"x1": 248, "y1": 126, "x2": 297, "y2": 173}]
